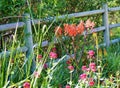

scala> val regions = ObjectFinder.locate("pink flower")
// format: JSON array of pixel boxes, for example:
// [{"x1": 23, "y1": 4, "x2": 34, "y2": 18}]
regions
[
  {"x1": 34, "y1": 71, "x2": 40, "y2": 78},
  {"x1": 87, "y1": 50, "x2": 95, "y2": 58},
  {"x1": 89, "y1": 63, "x2": 96, "y2": 72},
  {"x1": 91, "y1": 67, "x2": 96, "y2": 72},
  {"x1": 44, "y1": 63, "x2": 48, "y2": 69},
  {"x1": 86, "y1": 68, "x2": 90, "y2": 72},
  {"x1": 23, "y1": 82, "x2": 30, "y2": 88},
  {"x1": 89, "y1": 80, "x2": 95, "y2": 86},
  {"x1": 82, "y1": 65, "x2": 87, "y2": 71},
  {"x1": 79, "y1": 73, "x2": 87, "y2": 80},
  {"x1": 89, "y1": 63, "x2": 96, "y2": 67},
  {"x1": 68, "y1": 65, "x2": 74, "y2": 71},
  {"x1": 65, "y1": 85, "x2": 71, "y2": 88},
  {"x1": 49, "y1": 52, "x2": 57, "y2": 59}
]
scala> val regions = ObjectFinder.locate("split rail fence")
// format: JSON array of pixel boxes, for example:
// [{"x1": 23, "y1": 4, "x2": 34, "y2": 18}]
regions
[{"x1": 0, "y1": 4, "x2": 120, "y2": 70}]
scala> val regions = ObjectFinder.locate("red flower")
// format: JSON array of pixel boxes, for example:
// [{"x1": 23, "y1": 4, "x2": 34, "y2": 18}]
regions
[
  {"x1": 76, "y1": 20, "x2": 85, "y2": 34},
  {"x1": 89, "y1": 80, "x2": 95, "y2": 86},
  {"x1": 51, "y1": 47, "x2": 57, "y2": 52},
  {"x1": 23, "y1": 82, "x2": 30, "y2": 88},
  {"x1": 65, "y1": 85, "x2": 71, "y2": 88},
  {"x1": 64, "y1": 24, "x2": 77, "y2": 37},
  {"x1": 79, "y1": 73, "x2": 87, "y2": 80},
  {"x1": 37, "y1": 54, "x2": 42, "y2": 62},
  {"x1": 68, "y1": 65, "x2": 74, "y2": 71},
  {"x1": 66, "y1": 59, "x2": 72, "y2": 65},
  {"x1": 49, "y1": 52, "x2": 58, "y2": 59}
]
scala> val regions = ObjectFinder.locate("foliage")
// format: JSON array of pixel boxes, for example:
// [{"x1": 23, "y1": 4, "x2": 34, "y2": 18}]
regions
[
  {"x1": 0, "y1": 0, "x2": 120, "y2": 24},
  {"x1": 0, "y1": 0, "x2": 120, "y2": 88}
]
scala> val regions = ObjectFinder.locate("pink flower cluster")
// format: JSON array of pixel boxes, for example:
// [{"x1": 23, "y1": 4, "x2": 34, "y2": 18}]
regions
[
  {"x1": 49, "y1": 51, "x2": 58, "y2": 59},
  {"x1": 79, "y1": 73, "x2": 95, "y2": 86},
  {"x1": 82, "y1": 62, "x2": 96, "y2": 72},
  {"x1": 79, "y1": 73, "x2": 87, "y2": 80},
  {"x1": 87, "y1": 50, "x2": 95, "y2": 59},
  {"x1": 79, "y1": 63, "x2": 96, "y2": 86},
  {"x1": 49, "y1": 47, "x2": 58, "y2": 59},
  {"x1": 89, "y1": 62, "x2": 96, "y2": 72}
]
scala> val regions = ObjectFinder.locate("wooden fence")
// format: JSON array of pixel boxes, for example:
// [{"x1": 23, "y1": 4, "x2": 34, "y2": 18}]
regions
[{"x1": 0, "y1": 4, "x2": 120, "y2": 70}]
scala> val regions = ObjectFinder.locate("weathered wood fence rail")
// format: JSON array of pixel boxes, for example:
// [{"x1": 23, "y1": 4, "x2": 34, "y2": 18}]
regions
[{"x1": 0, "y1": 4, "x2": 120, "y2": 59}]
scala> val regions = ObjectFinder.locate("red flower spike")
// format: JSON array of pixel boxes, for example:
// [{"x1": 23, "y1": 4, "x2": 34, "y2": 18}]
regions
[
  {"x1": 77, "y1": 20, "x2": 85, "y2": 34},
  {"x1": 64, "y1": 24, "x2": 77, "y2": 37}
]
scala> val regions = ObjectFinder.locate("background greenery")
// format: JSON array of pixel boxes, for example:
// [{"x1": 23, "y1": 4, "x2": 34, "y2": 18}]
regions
[{"x1": 0, "y1": 0, "x2": 120, "y2": 24}]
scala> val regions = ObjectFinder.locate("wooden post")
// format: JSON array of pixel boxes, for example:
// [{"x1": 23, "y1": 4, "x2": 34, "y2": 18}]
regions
[
  {"x1": 103, "y1": 4, "x2": 110, "y2": 47},
  {"x1": 24, "y1": 14, "x2": 35, "y2": 74}
]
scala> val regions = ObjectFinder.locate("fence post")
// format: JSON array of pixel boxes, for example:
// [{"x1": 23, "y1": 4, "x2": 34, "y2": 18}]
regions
[
  {"x1": 24, "y1": 13, "x2": 35, "y2": 74},
  {"x1": 102, "y1": 4, "x2": 110, "y2": 47}
]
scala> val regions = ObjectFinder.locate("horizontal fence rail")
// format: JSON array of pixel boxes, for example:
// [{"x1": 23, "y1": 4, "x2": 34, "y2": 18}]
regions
[
  {"x1": 0, "y1": 22, "x2": 25, "y2": 32},
  {"x1": 0, "y1": 4, "x2": 120, "y2": 61},
  {"x1": 0, "y1": 5, "x2": 120, "y2": 32},
  {"x1": 0, "y1": 46, "x2": 28, "y2": 59}
]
